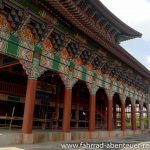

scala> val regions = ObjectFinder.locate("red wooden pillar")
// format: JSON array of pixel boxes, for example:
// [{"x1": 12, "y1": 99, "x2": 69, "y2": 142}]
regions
[
  {"x1": 104, "y1": 107, "x2": 107, "y2": 129},
  {"x1": 22, "y1": 79, "x2": 37, "y2": 134},
  {"x1": 88, "y1": 95, "x2": 96, "y2": 132},
  {"x1": 107, "y1": 100, "x2": 113, "y2": 131},
  {"x1": 121, "y1": 104, "x2": 126, "y2": 131},
  {"x1": 62, "y1": 88, "x2": 72, "y2": 132},
  {"x1": 131, "y1": 105, "x2": 136, "y2": 130}
]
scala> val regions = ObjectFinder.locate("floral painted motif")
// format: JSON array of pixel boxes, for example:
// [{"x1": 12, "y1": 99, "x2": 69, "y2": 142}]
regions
[
  {"x1": 40, "y1": 56, "x2": 53, "y2": 69},
  {"x1": 74, "y1": 69, "x2": 81, "y2": 79},
  {"x1": 20, "y1": 58, "x2": 47, "y2": 79},
  {"x1": 42, "y1": 39, "x2": 53, "y2": 52},
  {"x1": 59, "y1": 73, "x2": 78, "y2": 89},
  {"x1": 74, "y1": 57, "x2": 82, "y2": 66},
  {"x1": 0, "y1": 38, "x2": 6, "y2": 52},
  {"x1": 18, "y1": 47, "x2": 33, "y2": 62},
  {"x1": 41, "y1": 56, "x2": 48, "y2": 66},
  {"x1": 60, "y1": 65, "x2": 69, "y2": 74},
  {"x1": 20, "y1": 41, "x2": 34, "y2": 51},
  {"x1": 60, "y1": 48, "x2": 71, "y2": 59},
  {"x1": 0, "y1": 15, "x2": 10, "y2": 52},
  {"x1": 18, "y1": 27, "x2": 34, "y2": 43},
  {"x1": 97, "y1": 69, "x2": 101, "y2": 74},
  {"x1": 0, "y1": 14, "x2": 8, "y2": 31},
  {"x1": 18, "y1": 28, "x2": 35, "y2": 52},
  {"x1": 86, "y1": 75, "x2": 93, "y2": 83},
  {"x1": 86, "y1": 63, "x2": 93, "y2": 71},
  {"x1": 61, "y1": 58, "x2": 69, "y2": 66}
]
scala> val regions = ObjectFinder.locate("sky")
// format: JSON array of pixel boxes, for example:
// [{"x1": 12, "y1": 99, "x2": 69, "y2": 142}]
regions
[{"x1": 100, "y1": 0, "x2": 150, "y2": 70}]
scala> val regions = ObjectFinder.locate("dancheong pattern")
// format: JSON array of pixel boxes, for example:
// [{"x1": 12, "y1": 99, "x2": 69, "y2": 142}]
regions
[
  {"x1": 0, "y1": 14, "x2": 33, "y2": 62},
  {"x1": 0, "y1": 11, "x2": 147, "y2": 103}
]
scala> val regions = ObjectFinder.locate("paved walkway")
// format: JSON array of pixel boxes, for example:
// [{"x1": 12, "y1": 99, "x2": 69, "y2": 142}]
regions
[{"x1": 1, "y1": 134, "x2": 150, "y2": 150}]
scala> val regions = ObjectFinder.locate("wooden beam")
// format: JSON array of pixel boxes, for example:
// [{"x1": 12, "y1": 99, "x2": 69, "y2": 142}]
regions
[
  {"x1": 0, "y1": 62, "x2": 20, "y2": 69},
  {"x1": 0, "y1": 55, "x2": 3, "y2": 65}
]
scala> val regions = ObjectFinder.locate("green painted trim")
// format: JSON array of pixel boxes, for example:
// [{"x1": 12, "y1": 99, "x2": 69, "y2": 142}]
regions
[
  {"x1": 52, "y1": 54, "x2": 60, "y2": 71},
  {"x1": 93, "y1": 71, "x2": 97, "y2": 78},
  {"x1": 102, "y1": 74, "x2": 106, "y2": 88},
  {"x1": 69, "y1": 60, "x2": 75, "y2": 68},
  {"x1": 117, "y1": 81, "x2": 120, "y2": 93},
  {"x1": 81, "y1": 66, "x2": 87, "y2": 81},
  {"x1": 13, "y1": 0, "x2": 41, "y2": 15},
  {"x1": 7, "y1": 35, "x2": 20, "y2": 56},
  {"x1": 34, "y1": 44, "x2": 42, "y2": 54}
]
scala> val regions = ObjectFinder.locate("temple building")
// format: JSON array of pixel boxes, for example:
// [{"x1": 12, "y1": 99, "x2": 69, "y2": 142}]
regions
[{"x1": 0, "y1": 0, "x2": 150, "y2": 144}]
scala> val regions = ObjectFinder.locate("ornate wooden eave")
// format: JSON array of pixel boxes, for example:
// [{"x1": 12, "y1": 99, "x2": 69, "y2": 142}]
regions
[
  {"x1": 33, "y1": 0, "x2": 150, "y2": 79},
  {"x1": 90, "y1": 0, "x2": 142, "y2": 40}
]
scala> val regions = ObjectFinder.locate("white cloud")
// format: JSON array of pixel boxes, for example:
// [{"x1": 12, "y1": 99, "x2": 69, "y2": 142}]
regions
[{"x1": 100, "y1": 0, "x2": 150, "y2": 41}]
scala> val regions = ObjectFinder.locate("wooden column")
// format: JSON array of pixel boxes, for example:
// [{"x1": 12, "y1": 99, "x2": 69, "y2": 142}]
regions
[
  {"x1": 88, "y1": 94, "x2": 96, "y2": 132},
  {"x1": 121, "y1": 103, "x2": 126, "y2": 131},
  {"x1": 104, "y1": 107, "x2": 107, "y2": 129},
  {"x1": 107, "y1": 100, "x2": 113, "y2": 131},
  {"x1": 131, "y1": 106, "x2": 136, "y2": 130},
  {"x1": 22, "y1": 79, "x2": 37, "y2": 134},
  {"x1": 62, "y1": 88, "x2": 72, "y2": 132}
]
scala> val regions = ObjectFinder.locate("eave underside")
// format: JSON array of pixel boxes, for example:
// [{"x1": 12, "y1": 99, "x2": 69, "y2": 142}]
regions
[{"x1": 36, "y1": 0, "x2": 149, "y2": 79}]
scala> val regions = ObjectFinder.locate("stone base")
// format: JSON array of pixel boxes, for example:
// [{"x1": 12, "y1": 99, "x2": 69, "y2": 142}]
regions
[
  {"x1": 0, "y1": 132, "x2": 22, "y2": 146},
  {"x1": 22, "y1": 134, "x2": 34, "y2": 144},
  {"x1": 0, "y1": 129, "x2": 149, "y2": 146}
]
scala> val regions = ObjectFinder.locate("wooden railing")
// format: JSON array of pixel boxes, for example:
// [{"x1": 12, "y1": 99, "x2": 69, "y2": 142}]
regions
[{"x1": 0, "y1": 81, "x2": 26, "y2": 96}]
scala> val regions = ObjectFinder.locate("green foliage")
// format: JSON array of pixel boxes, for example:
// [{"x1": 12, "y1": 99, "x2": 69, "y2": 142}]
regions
[
  {"x1": 126, "y1": 117, "x2": 131, "y2": 128},
  {"x1": 136, "y1": 114, "x2": 140, "y2": 128},
  {"x1": 144, "y1": 116, "x2": 148, "y2": 128}
]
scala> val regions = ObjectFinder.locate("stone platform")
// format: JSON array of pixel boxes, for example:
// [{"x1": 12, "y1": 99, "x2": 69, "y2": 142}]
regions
[{"x1": 0, "y1": 129, "x2": 149, "y2": 146}]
